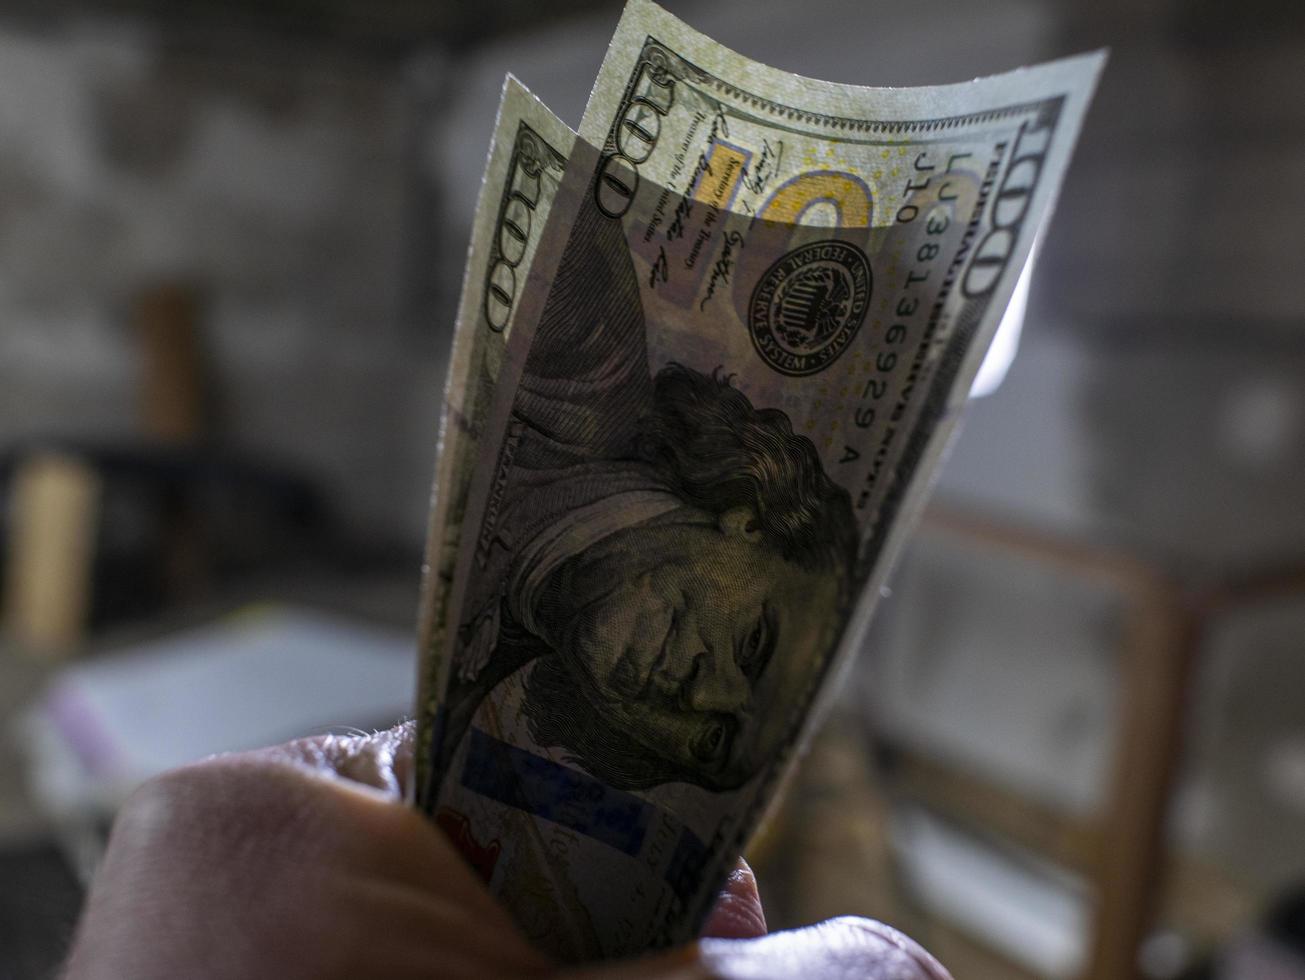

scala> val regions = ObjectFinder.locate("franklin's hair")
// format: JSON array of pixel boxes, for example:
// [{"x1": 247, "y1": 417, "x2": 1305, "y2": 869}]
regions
[
  {"x1": 521, "y1": 363, "x2": 857, "y2": 791},
  {"x1": 636, "y1": 362, "x2": 856, "y2": 575}
]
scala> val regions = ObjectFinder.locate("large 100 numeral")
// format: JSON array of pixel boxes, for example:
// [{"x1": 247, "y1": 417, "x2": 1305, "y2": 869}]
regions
[{"x1": 595, "y1": 62, "x2": 676, "y2": 218}]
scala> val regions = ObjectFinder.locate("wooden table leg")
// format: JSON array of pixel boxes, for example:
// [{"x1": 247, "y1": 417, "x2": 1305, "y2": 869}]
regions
[{"x1": 1085, "y1": 588, "x2": 1195, "y2": 980}]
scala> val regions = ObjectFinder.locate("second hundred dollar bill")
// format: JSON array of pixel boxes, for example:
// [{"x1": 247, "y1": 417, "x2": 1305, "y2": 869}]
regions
[
  {"x1": 418, "y1": 0, "x2": 1103, "y2": 961},
  {"x1": 414, "y1": 78, "x2": 574, "y2": 789}
]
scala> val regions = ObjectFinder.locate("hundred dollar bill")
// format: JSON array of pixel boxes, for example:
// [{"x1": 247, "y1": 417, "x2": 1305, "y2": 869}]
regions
[
  {"x1": 414, "y1": 77, "x2": 574, "y2": 789},
  {"x1": 418, "y1": 0, "x2": 1103, "y2": 961}
]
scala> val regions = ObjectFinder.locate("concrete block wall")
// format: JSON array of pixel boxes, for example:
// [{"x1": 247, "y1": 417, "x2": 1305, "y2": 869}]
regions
[
  {"x1": 0, "y1": 17, "x2": 440, "y2": 546},
  {"x1": 1, "y1": 0, "x2": 1302, "y2": 567}
]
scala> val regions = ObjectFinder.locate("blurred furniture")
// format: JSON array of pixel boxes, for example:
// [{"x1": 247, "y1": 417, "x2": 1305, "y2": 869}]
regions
[
  {"x1": 861, "y1": 506, "x2": 1190, "y2": 980},
  {"x1": 1162, "y1": 564, "x2": 1305, "y2": 951},
  {"x1": 1, "y1": 284, "x2": 326, "y2": 652},
  {"x1": 135, "y1": 284, "x2": 209, "y2": 447},
  {"x1": 3, "y1": 454, "x2": 102, "y2": 655},
  {"x1": 861, "y1": 505, "x2": 1305, "y2": 980},
  {"x1": 0, "y1": 442, "x2": 327, "y2": 652}
]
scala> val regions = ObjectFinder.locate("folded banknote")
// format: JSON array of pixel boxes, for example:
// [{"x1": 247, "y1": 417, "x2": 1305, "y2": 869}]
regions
[{"x1": 414, "y1": 0, "x2": 1103, "y2": 961}]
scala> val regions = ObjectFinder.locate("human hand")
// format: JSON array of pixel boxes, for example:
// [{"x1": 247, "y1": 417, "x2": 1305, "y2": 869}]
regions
[{"x1": 64, "y1": 723, "x2": 950, "y2": 980}]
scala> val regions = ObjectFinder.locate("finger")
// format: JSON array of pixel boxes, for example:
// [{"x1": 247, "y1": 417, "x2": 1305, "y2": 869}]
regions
[
  {"x1": 198, "y1": 735, "x2": 503, "y2": 911},
  {"x1": 566, "y1": 917, "x2": 950, "y2": 980},
  {"x1": 153, "y1": 749, "x2": 548, "y2": 973},
  {"x1": 697, "y1": 917, "x2": 952, "y2": 980},
  {"x1": 319, "y1": 875, "x2": 550, "y2": 978},
  {"x1": 328, "y1": 721, "x2": 416, "y2": 798},
  {"x1": 699, "y1": 859, "x2": 766, "y2": 940},
  {"x1": 253, "y1": 721, "x2": 416, "y2": 800}
]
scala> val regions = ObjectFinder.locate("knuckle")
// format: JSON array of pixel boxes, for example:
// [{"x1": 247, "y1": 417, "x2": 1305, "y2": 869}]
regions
[
  {"x1": 117, "y1": 765, "x2": 217, "y2": 838},
  {"x1": 116, "y1": 754, "x2": 305, "y2": 850}
]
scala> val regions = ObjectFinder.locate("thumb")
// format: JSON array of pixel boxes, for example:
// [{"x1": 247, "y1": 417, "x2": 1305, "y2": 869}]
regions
[
  {"x1": 700, "y1": 860, "x2": 767, "y2": 940},
  {"x1": 566, "y1": 917, "x2": 951, "y2": 980},
  {"x1": 698, "y1": 917, "x2": 953, "y2": 980}
]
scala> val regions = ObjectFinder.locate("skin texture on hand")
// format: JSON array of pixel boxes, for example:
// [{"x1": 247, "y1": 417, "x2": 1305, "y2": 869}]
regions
[{"x1": 63, "y1": 723, "x2": 951, "y2": 980}]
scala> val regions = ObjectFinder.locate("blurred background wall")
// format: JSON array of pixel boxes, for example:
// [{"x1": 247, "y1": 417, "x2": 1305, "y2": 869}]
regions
[
  {"x1": 1, "y1": 0, "x2": 1302, "y2": 556},
  {"x1": 0, "y1": 11, "x2": 428, "y2": 545}
]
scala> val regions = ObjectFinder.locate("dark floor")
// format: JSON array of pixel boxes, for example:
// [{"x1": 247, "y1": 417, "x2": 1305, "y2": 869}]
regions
[{"x1": 0, "y1": 842, "x2": 83, "y2": 980}]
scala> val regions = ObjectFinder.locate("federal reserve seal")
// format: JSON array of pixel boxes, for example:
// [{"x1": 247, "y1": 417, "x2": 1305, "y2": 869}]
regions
[{"x1": 748, "y1": 240, "x2": 872, "y2": 377}]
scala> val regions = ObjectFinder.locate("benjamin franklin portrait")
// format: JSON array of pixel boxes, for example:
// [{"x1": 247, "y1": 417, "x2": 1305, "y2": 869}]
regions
[{"x1": 433, "y1": 195, "x2": 857, "y2": 793}]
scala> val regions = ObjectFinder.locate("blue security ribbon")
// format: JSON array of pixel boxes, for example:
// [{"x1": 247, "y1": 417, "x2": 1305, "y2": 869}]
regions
[{"x1": 461, "y1": 727, "x2": 653, "y2": 856}]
